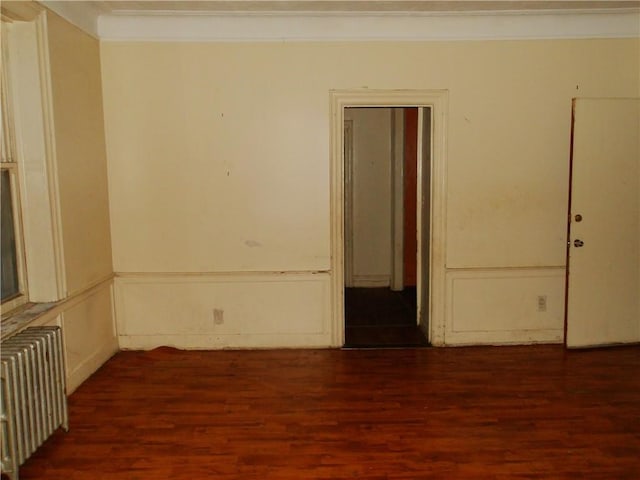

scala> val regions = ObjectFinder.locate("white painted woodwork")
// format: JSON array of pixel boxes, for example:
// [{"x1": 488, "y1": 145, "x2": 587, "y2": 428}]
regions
[
  {"x1": 39, "y1": 0, "x2": 640, "y2": 43},
  {"x1": 115, "y1": 273, "x2": 331, "y2": 349},
  {"x1": 102, "y1": 11, "x2": 640, "y2": 43},
  {"x1": 49, "y1": 1, "x2": 640, "y2": 16},
  {"x1": 329, "y1": 90, "x2": 449, "y2": 346},
  {"x1": 390, "y1": 108, "x2": 405, "y2": 292},
  {"x1": 0, "y1": 43, "x2": 29, "y2": 313},
  {"x1": 566, "y1": 98, "x2": 640, "y2": 348},
  {"x1": 445, "y1": 268, "x2": 566, "y2": 345},
  {"x1": 4, "y1": 15, "x2": 65, "y2": 302},
  {"x1": 342, "y1": 119, "x2": 354, "y2": 287},
  {"x1": 344, "y1": 108, "x2": 392, "y2": 288},
  {"x1": 418, "y1": 107, "x2": 432, "y2": 330},
  {"x1": 61, "y1": 283, "x2": 118, "y2": 393},
  {"x1": 97, "y1": 11, "x2": 640, "y2": 42},
  {"x1": 415, "y1": 106, "x2": 424, "y2": 326}
]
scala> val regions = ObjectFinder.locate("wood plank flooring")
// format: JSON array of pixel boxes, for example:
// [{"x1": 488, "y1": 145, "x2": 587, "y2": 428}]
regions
[
  {"x1": 344, "y1": 287, "x2": 428, "y2": 348},
  {"x1": 11, "y1": 345, "x2": 640, "y2": 479}
]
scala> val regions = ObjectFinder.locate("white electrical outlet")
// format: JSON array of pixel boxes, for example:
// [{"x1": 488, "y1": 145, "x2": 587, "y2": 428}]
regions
[
  {"x1": 537, "y1": 295, "x2": 547, "y2": 312},
  {"x1": 213, "y1": 309, "x2": 224, "y2": 325}
]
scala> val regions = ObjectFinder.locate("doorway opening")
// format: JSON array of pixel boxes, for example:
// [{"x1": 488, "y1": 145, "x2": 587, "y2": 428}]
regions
[
  {"x1": 343, "y1": 106, "x2": 431, "y2": 348},
  {"x1": 329, "y1": 90, "x2": 448, "y2": 348}
]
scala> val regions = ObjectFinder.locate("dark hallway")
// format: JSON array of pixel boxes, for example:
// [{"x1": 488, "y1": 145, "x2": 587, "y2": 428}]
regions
[{"x1": 344, "y1": 287, "x2": 429, "y2": 348}]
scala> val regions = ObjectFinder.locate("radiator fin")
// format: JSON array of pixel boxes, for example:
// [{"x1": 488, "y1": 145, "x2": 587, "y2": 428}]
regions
[{"x1": 1, "y1": 326, "x2": 68, "y2": 480}]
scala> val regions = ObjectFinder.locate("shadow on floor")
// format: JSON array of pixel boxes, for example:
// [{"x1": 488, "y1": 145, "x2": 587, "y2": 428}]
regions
[{"x1": 344, "y1": 287, "x2": 429, "y2": 348}]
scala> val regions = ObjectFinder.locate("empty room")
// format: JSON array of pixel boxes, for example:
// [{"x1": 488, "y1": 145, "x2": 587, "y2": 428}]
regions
[{"x1": 1, "y1": 1, "x2": 639, "y2": 479}]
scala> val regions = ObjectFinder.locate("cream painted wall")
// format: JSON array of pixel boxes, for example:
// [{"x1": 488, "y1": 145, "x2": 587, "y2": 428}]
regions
[
  {"x1": 344, "y1": 107, "x2": 392, "y2": 286},
  {"x1": 101, "y1": 38, "x2": 640, "y2": 347},
  {"x1": 46, "y1": 11, "x2": 113, "y2": 296},
  {"x1": 44, "y1": 9, "x2": 117, "y2": 384}
]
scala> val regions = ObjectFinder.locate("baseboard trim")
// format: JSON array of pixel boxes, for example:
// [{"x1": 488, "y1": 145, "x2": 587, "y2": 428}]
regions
[
  {"x1": 351, "y1": 275, "x2": 390, "y2": 288},
  {"x1": 118, "y1": 333, "x2": 333, "y2": 350}
]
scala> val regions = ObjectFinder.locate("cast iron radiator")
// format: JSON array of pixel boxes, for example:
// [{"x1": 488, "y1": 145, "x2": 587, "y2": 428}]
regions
[{"x1": 1, "y1": 326, "x2": 68, "y2": 480}]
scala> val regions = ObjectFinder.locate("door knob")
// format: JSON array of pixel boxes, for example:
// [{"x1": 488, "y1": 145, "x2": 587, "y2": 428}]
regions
[
  {"x1": 574, "y1": 214, "x2": 583, "y2": 222},
  {"x1": 574, "y1": 239, "x2": 584, "y2": 247}
]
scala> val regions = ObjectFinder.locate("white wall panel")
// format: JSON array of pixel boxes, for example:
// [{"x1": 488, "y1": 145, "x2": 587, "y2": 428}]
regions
[
  {"x1": 61, "y1": 283, "x2": 118, "y2": 393},
  {"x1": 115, "y1": 273, "x2": 331, "y2": 349},
  {"x1": 445, "y1": 268, "x2": 565, "y2": 345}
]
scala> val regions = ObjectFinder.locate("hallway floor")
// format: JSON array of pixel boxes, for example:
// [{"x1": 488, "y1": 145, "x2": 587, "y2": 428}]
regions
[{"x1": 344, "y1": 287, "x2": 429, "y2": 348}]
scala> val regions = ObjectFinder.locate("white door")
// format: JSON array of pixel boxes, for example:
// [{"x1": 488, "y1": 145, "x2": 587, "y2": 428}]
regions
[{"x1": 566, "y1": 98, "x2": 640, "y2": 348}]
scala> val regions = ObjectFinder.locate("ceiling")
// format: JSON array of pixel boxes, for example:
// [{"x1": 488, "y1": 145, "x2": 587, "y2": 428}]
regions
[{"x1": 55, "y1": 1, "x2": 640, "y2": 15}]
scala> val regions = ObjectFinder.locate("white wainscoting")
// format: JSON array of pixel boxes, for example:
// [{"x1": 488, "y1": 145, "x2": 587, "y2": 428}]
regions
[
  {"x1": 61, "y1": 283, "x2": 118, "y2": 393},
  {"x1": 3, "y1": 279, "x2": 118, "y2": 394},
  {"x1": 444, "y1": 267, "x2": 566, "y2": 345},
  {"x1": 115, "y1": 272, "x2": 332, "y2": 349}
]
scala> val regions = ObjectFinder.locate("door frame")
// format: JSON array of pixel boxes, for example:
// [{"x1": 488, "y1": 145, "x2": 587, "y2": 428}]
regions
[
  {"x1": 343, "y1": 119, "x2": 355, "y2": 287},
  {"x1": 390, "y1": 108, "x2": 405, "y2": 292},
  {"x1": 329, "y1": 89, "x2": 449, "y2": 346}
]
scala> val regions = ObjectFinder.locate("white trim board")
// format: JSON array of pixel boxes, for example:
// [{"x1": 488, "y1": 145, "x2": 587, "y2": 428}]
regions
[
  {"x1": 329, "y1": 90, "x2": 449, "y2": 347},
  {"x1": 39, "y1": 5, "x2": 640, "y2": 42},
  {"x1": 352, "y1": 275, "x2": 391, "y2": 288}
]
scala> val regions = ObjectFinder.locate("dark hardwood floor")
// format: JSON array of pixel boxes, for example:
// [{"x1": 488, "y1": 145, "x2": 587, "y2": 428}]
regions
[
  {"x1": 344, "y1": 287, "x2": 428, "y2": 348},
  {"x1": 12, "y1": 345, "x2": 640, "y2": 479}
]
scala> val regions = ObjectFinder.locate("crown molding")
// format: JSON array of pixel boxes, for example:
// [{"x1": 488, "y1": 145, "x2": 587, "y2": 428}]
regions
[
  {"x1": 38, "y1": 3, "x2": 640, "y2": 42},
  {"x1": 40, "y1": 1, "x2": 99, "y2": 38},
  {"x1": 97, "y1": 10, "x2": 640, "y2": 42}
]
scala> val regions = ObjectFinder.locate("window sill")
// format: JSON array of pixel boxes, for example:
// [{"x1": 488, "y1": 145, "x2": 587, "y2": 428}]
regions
[{"x1": 1, "y1": 301, "x2": 58, "y2": 341}]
